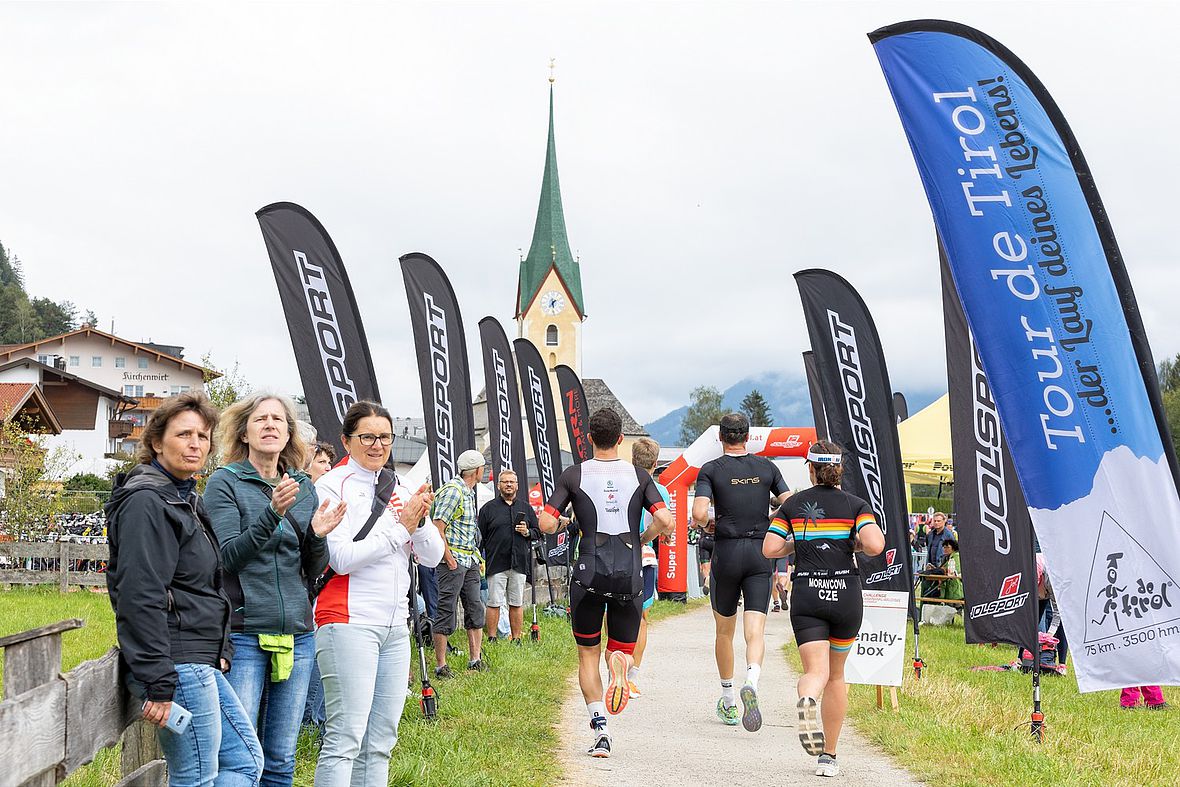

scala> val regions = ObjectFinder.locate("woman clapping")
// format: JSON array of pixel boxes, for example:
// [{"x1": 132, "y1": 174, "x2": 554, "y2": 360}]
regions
[
  {"x1": 204, "y1": 393, "x2": 346, "y2": 787},
  {"x1": 313, "y1": 401, "x2": 442, "y2": 787}
]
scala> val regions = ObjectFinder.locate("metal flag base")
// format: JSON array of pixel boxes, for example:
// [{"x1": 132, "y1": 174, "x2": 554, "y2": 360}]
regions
[{"x1": 408, "y1": 554, "x2": 438, "y2": 721}]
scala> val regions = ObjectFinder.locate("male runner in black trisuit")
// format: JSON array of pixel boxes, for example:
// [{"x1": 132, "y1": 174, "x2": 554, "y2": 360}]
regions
[
  {"x1": 540, "y1": 408, "x2": 673, "y2": 759},
  {"x1": 763, "y1": 440, "x2": 885, "y2": 778},
  {"x1": 691, "y1": 413, "x2": 790, "y2": 732}
]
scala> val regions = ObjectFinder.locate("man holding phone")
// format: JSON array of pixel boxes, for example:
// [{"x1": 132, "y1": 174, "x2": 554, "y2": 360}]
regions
[{"x1": 477, "y1": 469, "x2": 541, "y2": 643}]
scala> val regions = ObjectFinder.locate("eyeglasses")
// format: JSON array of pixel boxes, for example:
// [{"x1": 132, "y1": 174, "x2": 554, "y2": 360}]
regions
[{"x1": 351, "y1": 433, "x2": 394, "y2": 447}]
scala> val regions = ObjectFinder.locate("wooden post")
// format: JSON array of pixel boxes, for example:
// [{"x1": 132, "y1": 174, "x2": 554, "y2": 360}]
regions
[
  {"x1": 120, "y1": 720, "x2": 164, "y2": 782},
  {"x1": 58, "y1": 542, "x2": 70, "y2": 593},
  {"x1": 0, "y1": 619, "x2": 82, "y2": 786},
  {"x1": 0, "y1": 619, "x2": 82, "y2": 700},
  {"x1": 874, "y1": 685, "x2": 900, "y2": 712}
]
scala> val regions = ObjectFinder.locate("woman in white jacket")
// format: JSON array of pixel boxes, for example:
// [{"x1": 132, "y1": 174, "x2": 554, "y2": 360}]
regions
[{"x1": 312, "y1": 401, "x2": 443, "y2": 787}]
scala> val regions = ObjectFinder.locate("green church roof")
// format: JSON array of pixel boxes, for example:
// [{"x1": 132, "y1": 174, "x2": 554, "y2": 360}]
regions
[{"x1": 517, "y1": 85, "x2": 584, "y2": 318}]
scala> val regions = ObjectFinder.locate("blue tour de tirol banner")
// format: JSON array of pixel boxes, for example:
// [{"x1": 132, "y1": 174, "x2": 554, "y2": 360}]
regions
[{"x1": 872, "y1": 21, "x2": 1180, "y2": 691}]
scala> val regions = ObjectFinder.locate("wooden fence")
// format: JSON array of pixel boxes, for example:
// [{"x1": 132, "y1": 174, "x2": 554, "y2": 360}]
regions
[
  {"x1": 0, "y1": 619, "x2": 165, "y2": 787},
  {"x1": 0, "y1": 543, "x2": 108, "y2": 591}
]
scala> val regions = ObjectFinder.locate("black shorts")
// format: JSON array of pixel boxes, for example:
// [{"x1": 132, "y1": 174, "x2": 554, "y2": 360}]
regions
[
  {"x1": 790, "y1": 573, "x2": 863, "y2": 652},
  {"x1": 570, "y1": 581, "x2": 643, "y2": 653},
  {"x1": 710, "y1": 538, "x2": 773, "y2": 617},
  {"x1": 698, "y1": 534, "x2": 714, "y2": 564}
]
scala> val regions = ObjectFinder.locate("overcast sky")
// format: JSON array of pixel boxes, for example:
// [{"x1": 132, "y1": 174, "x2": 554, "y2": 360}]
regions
[{"x1": 2, "y1": 1, "x2": 1177, "y2": 424}]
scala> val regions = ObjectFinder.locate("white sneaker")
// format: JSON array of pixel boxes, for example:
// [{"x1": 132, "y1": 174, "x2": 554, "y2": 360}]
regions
[
  {"x1": 796, "y1": 696, "x2": 825, "y2": 755},
  {"x1": 587, "y1": 732, "x2": 612, "y2": 758},
  {"x1": 815, "y1": 753, "x2": 839, "y2": 777}
]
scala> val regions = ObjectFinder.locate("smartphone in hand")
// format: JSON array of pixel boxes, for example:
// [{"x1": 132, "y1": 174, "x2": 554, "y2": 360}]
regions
[{"x1": 145, "y1": 701, "x2": 192, "y2": 735}]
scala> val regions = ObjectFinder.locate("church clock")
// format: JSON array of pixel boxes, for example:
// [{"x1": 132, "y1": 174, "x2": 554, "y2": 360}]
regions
[{"x1": 540, "y1": 290, "x2": 566, "y2": 315}]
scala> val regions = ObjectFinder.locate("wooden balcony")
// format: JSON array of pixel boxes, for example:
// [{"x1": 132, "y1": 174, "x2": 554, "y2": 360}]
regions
[{"x1": 108, "y1": 419, "x2": 134, "y2": 439}]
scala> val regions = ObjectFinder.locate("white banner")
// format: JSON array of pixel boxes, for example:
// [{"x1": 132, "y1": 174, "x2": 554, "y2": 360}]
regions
[{"x1": 845, "y1": 589, "x2": 909, "y2": 687}]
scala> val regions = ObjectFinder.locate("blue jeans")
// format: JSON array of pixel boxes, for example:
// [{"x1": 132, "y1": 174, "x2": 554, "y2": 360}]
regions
[
  {"x1": 314, "y1": 623, "x2": 411, "y2": 787},
  {"x1": 418, "y1": 565, "x2": 438, "y2": 621},
  {"x1": 303, "y1": 661, "x2": 326, "y2": 730},
  {"x1": 157, "y1": 663, "x2": 263, "y2": 787},
  {"x1": 226, "y1": 633, "x2": 316, "y2": 787}
]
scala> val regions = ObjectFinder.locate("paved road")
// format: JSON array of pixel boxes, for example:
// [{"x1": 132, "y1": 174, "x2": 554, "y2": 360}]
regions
[{"x1": 558, "y1": 604, "x2": 924, "y2": 786}]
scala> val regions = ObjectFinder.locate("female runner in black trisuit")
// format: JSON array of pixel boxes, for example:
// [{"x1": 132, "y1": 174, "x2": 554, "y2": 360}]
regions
[{"x1": 762, "y1": 440, "x2": 885, "y2": 778}]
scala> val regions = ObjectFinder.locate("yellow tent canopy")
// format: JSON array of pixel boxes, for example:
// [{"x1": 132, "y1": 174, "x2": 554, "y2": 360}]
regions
[{"x1": 897, "y1": 393, "x2": 953, "y2": 486}]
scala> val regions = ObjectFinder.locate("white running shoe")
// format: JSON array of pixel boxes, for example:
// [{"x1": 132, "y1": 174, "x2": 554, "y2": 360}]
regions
[
  {"x1": 797, "y1": 696, "x2": 825, "y2": 755},
  {"x1": 587, "y1": 732, "x2": 612, "y2": 758},
  {"x1": 815, "y1": 753, "x2": 839, "y2": 777}
]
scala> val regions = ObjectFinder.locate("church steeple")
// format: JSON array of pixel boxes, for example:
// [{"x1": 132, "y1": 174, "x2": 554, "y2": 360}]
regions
[{"x1": 516, "y1": 80, "x2": 584, "y2": 319}]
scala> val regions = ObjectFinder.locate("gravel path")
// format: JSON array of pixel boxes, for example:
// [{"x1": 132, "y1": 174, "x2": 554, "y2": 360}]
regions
[{"x1": 558, "y1": 603, "x2": 925, "y2": 786}]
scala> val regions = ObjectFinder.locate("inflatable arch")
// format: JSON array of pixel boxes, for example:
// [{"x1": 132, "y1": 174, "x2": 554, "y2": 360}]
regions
[{"x1": 655, "y1": 425, "x2": 817, "y2": 593}]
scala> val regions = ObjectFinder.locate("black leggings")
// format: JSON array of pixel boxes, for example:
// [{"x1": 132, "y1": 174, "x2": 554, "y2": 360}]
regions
[
  {"x1": 710, "y1": 538, "x2": 773, "y2": 617},
  {"x1": 790, "y1": 573, "x2": 863, "y2": 651},
  {"x1": 570, "y1": 581, "x2": 643, "y2": 654}
]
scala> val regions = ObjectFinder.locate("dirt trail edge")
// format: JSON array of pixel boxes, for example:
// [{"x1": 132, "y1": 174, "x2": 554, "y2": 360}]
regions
[{"x1": 558, "y1": 602, "x2": 925, "y2": 786}]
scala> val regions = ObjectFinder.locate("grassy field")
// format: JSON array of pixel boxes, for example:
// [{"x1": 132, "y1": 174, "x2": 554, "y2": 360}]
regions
[
  {"x1": 1, "y1": 586, "x2": 701, "y2": 786},
  {"x1": 783, "y1": 617, "x2": 1177, "y2": 787}
]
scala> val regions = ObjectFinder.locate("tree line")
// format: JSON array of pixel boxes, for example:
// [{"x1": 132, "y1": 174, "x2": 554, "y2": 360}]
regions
[
  {"x1": 0, "y1": 240, "x2": 96, "y2": 344},
  {"x1": 679, "y1": 385, "x2": 772, "y2": 445}
]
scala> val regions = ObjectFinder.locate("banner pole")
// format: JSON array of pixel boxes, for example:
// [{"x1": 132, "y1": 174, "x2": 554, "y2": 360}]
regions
[
  {"x1": 408, "y1": 553, "x2": 437, "y2": 720},
  {"x1": 912, "y1": 606, "x2": 924, "y2": 680},
  {"x1": 1030, "y1": 649, "x2": 1044, "y2": 742}
]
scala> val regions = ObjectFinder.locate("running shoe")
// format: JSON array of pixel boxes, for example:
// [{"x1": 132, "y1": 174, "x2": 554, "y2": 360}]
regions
[
  {"x1": 587, "y1": 732, "x2": 612, "y2": 758},
  {"x1": 740, "y1": 683, "x2": 762, "y2": 732},
  {"x1": 796, "y1": 696, "x2": 825, "y2": 755},
  {"x1": 716, "y1": 697, "x2": 739, "y2": 726},
  {"x1": 772, "y1": 601, "x2": 781, "y2": 612},
  {"x1": 467, "y1": 659, "x2": 488, "y2": 672},
  {"x1": 627, "y1": 679, "x2": 642, "y2": 698},
  {"x1": 815, "y1": 753, "x2": 839, "y2": 777},
  {"x1": 605, "y1": 651, "x2": 631, "y2": 714},
  {"x1": 434, "y1": 664, "x2": 453, "y2": 679},
  {"x1": 1147, "y1": 702, "x2": 1170, "y2": 711}
]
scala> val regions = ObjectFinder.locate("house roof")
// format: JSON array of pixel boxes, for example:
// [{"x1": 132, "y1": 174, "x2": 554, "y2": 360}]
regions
[
  {"x1": 0, "y1": 327, "x2": 220, "y2": 378},
  {"x1": 0, "y1": 383, "x2": 63, "y2": 434},
  {"x1": 516, "y1": 85, "x2": 584, "y2": 319},
  {"x1": 582, "y1": 378, "x2": 647, "y2": 436},
  {"x1": 0, "y1": 358, "x2": 137, "y2": 403},
  {"x1": 391, "y1": 434, "x2": 429, "y2": 465}
]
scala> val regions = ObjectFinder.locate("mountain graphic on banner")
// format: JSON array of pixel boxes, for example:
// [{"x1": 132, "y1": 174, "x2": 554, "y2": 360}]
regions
[{"x1": 1083, "y1": 511, "x2": 1179, "y2": 644}]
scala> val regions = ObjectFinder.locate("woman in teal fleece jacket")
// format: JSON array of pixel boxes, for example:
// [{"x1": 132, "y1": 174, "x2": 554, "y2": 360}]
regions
[{"x1": 204, "y1": 393, "x2": 346, "y2": 787}]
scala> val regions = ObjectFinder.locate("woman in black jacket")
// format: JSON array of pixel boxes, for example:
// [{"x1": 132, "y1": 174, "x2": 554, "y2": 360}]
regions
[{"x1": 106, "y1": 392, "x2": 263, "y2": 787}]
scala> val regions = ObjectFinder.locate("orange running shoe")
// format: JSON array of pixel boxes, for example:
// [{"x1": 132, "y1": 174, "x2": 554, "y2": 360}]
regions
[{"x1": 605, "y1": 651, "x2": 631, "y2": 714}]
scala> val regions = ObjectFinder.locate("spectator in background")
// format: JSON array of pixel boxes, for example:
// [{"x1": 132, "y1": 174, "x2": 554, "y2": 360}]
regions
[
  {"x1": 1038, "y1": 557, "x2": 1069, "y2": 666},
  {"x1": 941, "y1": 539, "x2": 962, "y2": 603},
  {"x1": 431, "y1": 450, "x2": 489, "y2": 675},
  {"x1": 921, "y1": 512, "x2": 954, "y2": 598},
  {"x1": 105, "y1": 393, "x2": 263, "y2": 786},
  {"x1": 307, "y1": 441, "x2": 337, "y2": 482},
  {"x1": 477, "y1": 469, "x2": 539, "y2": 644},
  {"x1": 205, "y1": 393, "x2": 347, "y2": 787},
  {"x1": 1120, "y1": 685, "x2": 1168, "y2": 710},
  {"x1": 629, "y1": 437, "x2": 671, "y2": 697},
  {"x1": 303, "y1": 440, "x2": 338, "y2": 736}
]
